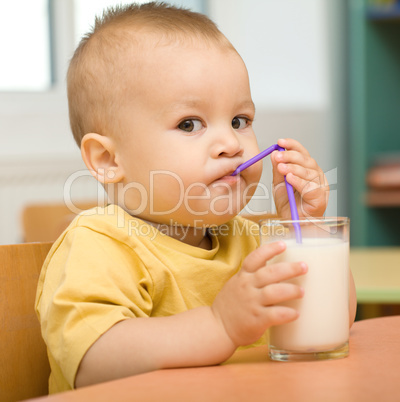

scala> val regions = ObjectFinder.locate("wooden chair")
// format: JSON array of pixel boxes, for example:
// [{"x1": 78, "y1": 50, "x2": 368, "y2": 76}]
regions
[
  {"x1": 0, "y1": 242, "x2": 53, "y2": 402},
  {"x1": 21, "y1": 201, "x2": 98, "y2": 242}
]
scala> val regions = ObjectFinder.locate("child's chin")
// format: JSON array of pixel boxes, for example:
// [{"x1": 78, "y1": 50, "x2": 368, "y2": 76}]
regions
[{"x1": 200, "y1": 212, "x2": 240, "y2": 227}]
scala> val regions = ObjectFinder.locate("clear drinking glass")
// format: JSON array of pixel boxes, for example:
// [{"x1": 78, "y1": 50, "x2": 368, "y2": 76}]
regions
[{"x1": 260, "y1": 217, "x2": 350, "y2": 362}]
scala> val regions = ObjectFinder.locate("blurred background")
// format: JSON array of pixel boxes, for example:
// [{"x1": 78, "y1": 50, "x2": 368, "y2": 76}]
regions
[{"x1": 0, "y1": 0, "x2": 399, "y2": 246}]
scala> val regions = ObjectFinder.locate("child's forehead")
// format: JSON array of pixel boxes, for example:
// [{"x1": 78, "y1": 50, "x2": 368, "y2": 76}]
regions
[
  {"x1": 85, "y1": 26, "x2": 243, "y2": 107},
  {"x1": 104, "y1": 31, "x2": 235, "y2": 78},
  {"x1": 95, "y1": 20, "x2": 233, "y2": 56}
]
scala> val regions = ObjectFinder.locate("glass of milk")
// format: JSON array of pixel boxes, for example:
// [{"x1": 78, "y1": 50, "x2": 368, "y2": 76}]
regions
[{"x1": 260, "y1": 217, "x2": 350, "y2": 361}]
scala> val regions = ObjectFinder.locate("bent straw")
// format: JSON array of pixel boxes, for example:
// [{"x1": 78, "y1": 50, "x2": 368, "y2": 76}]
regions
[{"x1": 231, "y1": 144, "x2": 302, "y2": 243}]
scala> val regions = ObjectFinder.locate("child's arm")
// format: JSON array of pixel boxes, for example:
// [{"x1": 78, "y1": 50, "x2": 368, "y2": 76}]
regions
[
  {"x1": 271, "y1": 138, "x2": 329, "y2": 219},
  {"x1": 75, "y1": 241, "x2": 306, "y2": 387}
]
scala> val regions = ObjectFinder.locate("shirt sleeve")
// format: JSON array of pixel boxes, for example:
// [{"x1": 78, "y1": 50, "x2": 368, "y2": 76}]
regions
[{"x1": 36, "y1": 226, "x2": 154, "y2": 388}]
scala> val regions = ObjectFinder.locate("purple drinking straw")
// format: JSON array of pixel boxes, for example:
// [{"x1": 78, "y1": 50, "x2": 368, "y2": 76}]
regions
[{"x1": 231, "y1": 144, "x2": 302, "y2": 243}]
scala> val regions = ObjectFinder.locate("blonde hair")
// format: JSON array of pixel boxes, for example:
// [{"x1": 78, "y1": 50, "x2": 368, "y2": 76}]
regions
[{"x1": 67, "y1": 1, "x2": 234, "y2": 146}]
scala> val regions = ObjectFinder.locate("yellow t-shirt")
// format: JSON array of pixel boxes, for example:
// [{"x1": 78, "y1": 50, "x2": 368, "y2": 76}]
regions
[{"x1": 35, "y1": 205, "x2": 260, "y2": 393}]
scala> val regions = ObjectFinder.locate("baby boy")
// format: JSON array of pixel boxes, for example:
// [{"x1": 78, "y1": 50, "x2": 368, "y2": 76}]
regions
[{"x1": 36, "y1": 2, "x2": 356, "y2": 393}]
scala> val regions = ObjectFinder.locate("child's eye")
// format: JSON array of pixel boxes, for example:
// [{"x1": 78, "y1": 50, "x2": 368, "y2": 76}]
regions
[
  {"x1": 178, "y1": 119, "x2": 203, "y2": 133},
  {"x1": 232, "y1": 117, "x2": 249, "y2": 130}
]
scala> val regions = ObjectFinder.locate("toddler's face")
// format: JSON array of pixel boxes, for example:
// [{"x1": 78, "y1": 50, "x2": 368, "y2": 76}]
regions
[{"x1": 114, "y1": 41, "x2": 262, "y2": 226}]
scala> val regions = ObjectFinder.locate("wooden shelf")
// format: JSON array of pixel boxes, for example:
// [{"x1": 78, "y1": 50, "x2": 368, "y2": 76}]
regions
[
  {"x1": 365, "y1": 190, "x2": 400, "y2": 206},
  {"x1": 349, "y1": 0, "x2": 400, "y2": 245}
]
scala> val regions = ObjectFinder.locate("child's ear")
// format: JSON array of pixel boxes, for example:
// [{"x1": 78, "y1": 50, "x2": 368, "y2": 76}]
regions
[{"x1": 80, "y1": 133, "x2": 124, "y2": 183}]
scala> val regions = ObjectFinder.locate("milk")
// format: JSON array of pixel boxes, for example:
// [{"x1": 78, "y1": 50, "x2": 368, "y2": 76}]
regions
[{"x1": 268, "y1": 238, "x2": 349, "y2": 353}]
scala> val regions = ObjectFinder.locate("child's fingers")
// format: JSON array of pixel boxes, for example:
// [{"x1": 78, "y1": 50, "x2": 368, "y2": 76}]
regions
[
  {"x1": 285, "y1": 172, "x2": 327, "y2": 199},
  {"x1": 263, "y1": 306, "x2": 299, "y2": 327},
  {"x1": 254, "y1": 261, "x2": 307, "y2": 287},
  {"x1": 260, "y1": 282, "x2": 304, "y2": 306},
  {"x1": 277, "y1": 138, "x2": 310, "y2": 156},
  {"x1": 271, "y1": 151, "x2": 285, "y2": 185},
  {"x1": 274, "y1": 150, "x2": 318, "y2": 170},
  {"x1": 277, "y1": 164, "x2": 326, "y2": 188},
  {"x1": 242, "y1": 242, "x2": 286, "y2": 273},
  {"x1": 271, "y1": 145, "x2": 322, "y2": 190}
]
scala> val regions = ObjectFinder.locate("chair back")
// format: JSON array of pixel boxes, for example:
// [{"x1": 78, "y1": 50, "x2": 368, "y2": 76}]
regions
[
  {"x1": 0, "y1": 242, "x2": 52, "y2": 402},
  {"x1": 21, "y1": 201, "x2": 98, "y2": 242}
]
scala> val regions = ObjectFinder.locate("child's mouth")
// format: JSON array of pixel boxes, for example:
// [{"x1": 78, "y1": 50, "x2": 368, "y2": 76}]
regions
[{"x1": 213, "y1": 173, "x2": 240, "y2": 186}]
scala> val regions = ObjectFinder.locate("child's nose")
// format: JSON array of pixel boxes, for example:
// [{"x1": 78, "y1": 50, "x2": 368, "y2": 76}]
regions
[{"x1": 211, "y1": 129, "x2": 244, "y2": 158}]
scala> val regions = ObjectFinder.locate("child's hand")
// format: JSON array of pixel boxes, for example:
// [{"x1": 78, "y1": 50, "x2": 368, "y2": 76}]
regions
[
  {"x1": 211, "y1": 241, "x2": 307, "y2": 347},
  {"x1": 271, "y1": 138, "x2": 329, "y2": 219}
]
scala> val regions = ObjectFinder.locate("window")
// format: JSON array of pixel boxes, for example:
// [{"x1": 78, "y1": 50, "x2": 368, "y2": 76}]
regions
[
  {"x1": 0, "y1": 0, "x2": 206, "y2": 92},
  {"x1": 0, "y1": 0, "x2": 51, "y2": 91}
]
